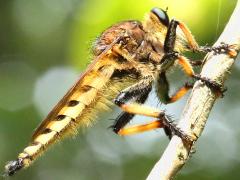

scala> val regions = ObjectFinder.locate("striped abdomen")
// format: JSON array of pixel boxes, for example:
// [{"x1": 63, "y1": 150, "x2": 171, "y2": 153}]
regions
[{"x1": 5, "y1": 59, "x2": 138, "y2": 175}]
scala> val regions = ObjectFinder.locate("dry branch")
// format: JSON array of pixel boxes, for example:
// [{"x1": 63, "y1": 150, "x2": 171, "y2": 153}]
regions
[{"x1": 147, "y1": 2, "x2": 240, "y2": 180}]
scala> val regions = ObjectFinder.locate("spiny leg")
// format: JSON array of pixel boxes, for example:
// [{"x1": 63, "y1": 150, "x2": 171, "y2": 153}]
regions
[
  {"x1": 117, "y1": 103, "x2": 161, "y2": 118},
  {"x1": 159, "y1": 20, "x2": 206, "y2": 138},
  {"x1": 113, "y1": 77, "x2": 172, "y2": 136},
  {"x1": 163, "y1": 20, "x2": 205, "y2": 97},
  {"x1": 118, "y1": 112, "x2": 195, "y2": 141},
  {"x1": 156, "y1": 72, "x2": 193, "y2": 104},
  {"x1": 163, "y1": 22, "x2": 225, "y2": 96},
  {"x1": 111, "y1": 89, "x2": 150, "y2": 134},
  {"x1": 159, "y1": 20, "x2": 196, "y2": 137},
  {"x1": 164, "y1": 19, "x2": 198, "y2": 53},
  {"x1": 177, "y1": 21, "x2": 238, "y2": 57},
  {"x1": 177, "y1": 21, "x2": 199, "y2": 51},
  {"x1": 198, "y1": 42, "x2": 238, "y2": 57},
  {"x1": 156, "y1": 72, "x2": 193, "y2": 139},
  {"x1": 118, "y1": 119, "x2": 163, "y2": 136},
  {"x1": 167, "y1": 19, "x2": 238, "y2": 57},
  {"x1": 166, "y1": 19, "x2": 237, "y2": 58},
  {"x1": 114, "y1": 75, "x2": 153, "y2": 106},
  {"x1": 113, "y1": 76, "x2": 160, "y2": 118},
  {"x1": 114, "y1": 87, "x2": 194, "y2": 141},
  {"x1": 164, "y1": 20, "x2": 179, "y2": 52},
  {"x1": 160, "y1": 19, "x2": 197, "y2": 135},
  {"x1": 176, "y1": 54, "x2": 226, "y2": 96}
]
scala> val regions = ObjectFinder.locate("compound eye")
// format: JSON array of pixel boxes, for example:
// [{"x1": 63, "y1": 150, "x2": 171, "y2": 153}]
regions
[{"x1": 151, "y1": 7, "x2": 169, "y2": 26}]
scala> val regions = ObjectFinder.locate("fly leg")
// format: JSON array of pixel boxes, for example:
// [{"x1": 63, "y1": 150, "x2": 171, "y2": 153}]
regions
[
  {"x1": 157, "y1": 20, "x2": 197, "y2": 138},
  {"x1": 156, "y1": 72, "x2": 194, "y2": 139},
  {"x1": 110, "y1": 90, "x2": 149, "y2": 134},
  {"x1": 165, "y1": 19, "x2": 238, "y2": 57},
  {"x1": 113, "y1": 76, "x2": 195, "y2": 141},
  {"x1": 156, "y1": 72, "x2": 193, "y2": 104},
  {"x1": 114, "y1": 103, "x2": 195, "y2": 141},
  {"x1": 114, "y1": 75, "x2": 153, "y2": 107},
  {"x1": 164, "y1": 52, "x2": 226, "y2": 97},
  {"x1": 177, "y1": 54, "x2": 226, "y2": 97},
  {"x1": 112, "y1": 75, "x2": 153, "y2": 134},
  {"x1": 199, "y1": 43, "x2": 238, "y2": 58},
  {"x1": 163, "y1": 19, "x2": 236, "y2": 97},
  {"x1": 176, "y1": 21, "x2": 238, "y2": 57}
]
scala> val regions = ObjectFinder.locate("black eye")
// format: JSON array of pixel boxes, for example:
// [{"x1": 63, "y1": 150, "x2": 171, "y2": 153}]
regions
[{"x1": 151, "y1": 8, "x2": 169, "y2": 26}]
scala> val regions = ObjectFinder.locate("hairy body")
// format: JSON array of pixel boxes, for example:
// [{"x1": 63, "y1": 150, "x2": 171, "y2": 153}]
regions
[{"x1": 5, "y1": 8, "x2": 236, "y2": 176}]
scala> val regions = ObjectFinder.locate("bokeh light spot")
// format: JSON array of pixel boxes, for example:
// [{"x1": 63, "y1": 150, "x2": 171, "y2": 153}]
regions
[{"x1": 0, "y1": 61, "x2": 36, "y2": 111}]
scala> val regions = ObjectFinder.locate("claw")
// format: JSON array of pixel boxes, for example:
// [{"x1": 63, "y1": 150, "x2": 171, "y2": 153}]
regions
[
  {"x1": 199, "y1": 43, "x2": 238, "y2": 58},
  {"x1": 193, "y1": 74, "x2": 226, "y2": 98},
  {"x1": 184, "y1": 82, "x2": 194, "y2": 89},
  {"x1": 162, "y1": 115, "x2": 196, "y2": 142}
]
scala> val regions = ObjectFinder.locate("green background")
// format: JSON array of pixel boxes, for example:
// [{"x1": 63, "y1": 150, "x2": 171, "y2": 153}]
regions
[{"x1": 0, "y1": 0, "x2": 240, "y2": 179}]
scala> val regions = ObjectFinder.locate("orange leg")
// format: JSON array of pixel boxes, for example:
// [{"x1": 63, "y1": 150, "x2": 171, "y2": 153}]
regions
[
  {"x1": 118, "y1": 120, "x2": 164, "y2": 136},
  {"x1": 118, "y1": 117, "x2": 195, "y2": 141},
  {"x1": 177, "y1": 55, "x2": 195, "y2": 77},
  {"x1": 165, "y1": 20, "x2": 236, "y2": 98},
  {"x1": 178, "y1": 22, "x2": 238, "y2": 57},
  {"x1": 120, "y1": 103, "x2": 162, "y2": 118},
  {"x1": 157, "y1": 72, "x2": 193, "y2": 104},
  {"x1": 117, "y1": 103, "x2": 195, "y2": 141},
  {"x1": 169, "y1": 83, "x2": 193, "y2": 103},
  {"x1": 178, "y1": 22, "x2": 199, "y2": 51},
  {"x1": 177, "y1": 55, "x2": 225, "y2": 97}
]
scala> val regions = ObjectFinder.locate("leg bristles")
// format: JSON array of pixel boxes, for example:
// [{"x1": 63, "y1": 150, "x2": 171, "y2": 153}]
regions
[
  {"x1": 161, "y1": 115, "x2": 196, "y2": 142},
  {"x1": 193, "y1": 74, "x2": 226, "y2": 97}
]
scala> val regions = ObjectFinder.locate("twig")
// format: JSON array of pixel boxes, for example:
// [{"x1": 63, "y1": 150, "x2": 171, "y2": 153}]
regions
[{"x1": 147, "y1": 1, "x2": 240, "y2": 180}]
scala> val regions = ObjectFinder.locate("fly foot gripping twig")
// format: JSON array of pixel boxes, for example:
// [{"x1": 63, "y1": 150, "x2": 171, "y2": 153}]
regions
[
  {"x1": 193, "y1": 74, "x2": 227, "y2": 97},
  {"x1": 147, "y1": 2, "x2": 240, "y2": 179},
  {"x1": 160, "y1": 113, "x2": 197, "y2": 142},
  {"x1": 199, "y1": 42, "x2": 238, "y2": 57}
]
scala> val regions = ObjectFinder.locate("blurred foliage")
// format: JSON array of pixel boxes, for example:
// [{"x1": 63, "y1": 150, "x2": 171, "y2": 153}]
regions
[{"x1": 0, "y1": 0, "x2": 240, "y2": 180}]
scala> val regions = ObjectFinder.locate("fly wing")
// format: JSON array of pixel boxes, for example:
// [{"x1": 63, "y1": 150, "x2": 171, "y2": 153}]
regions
[
  {"x1": 4, "y1": 18, "x2": 147, "y2": 177},
  {"x1": 32, "y1": 36, "x2": 123, "y2": 139}
]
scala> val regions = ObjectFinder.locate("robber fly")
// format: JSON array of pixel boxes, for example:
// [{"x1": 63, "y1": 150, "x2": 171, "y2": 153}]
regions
[{"x1": 4, "y1": 7, "x2": 237, "y2": 176}]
